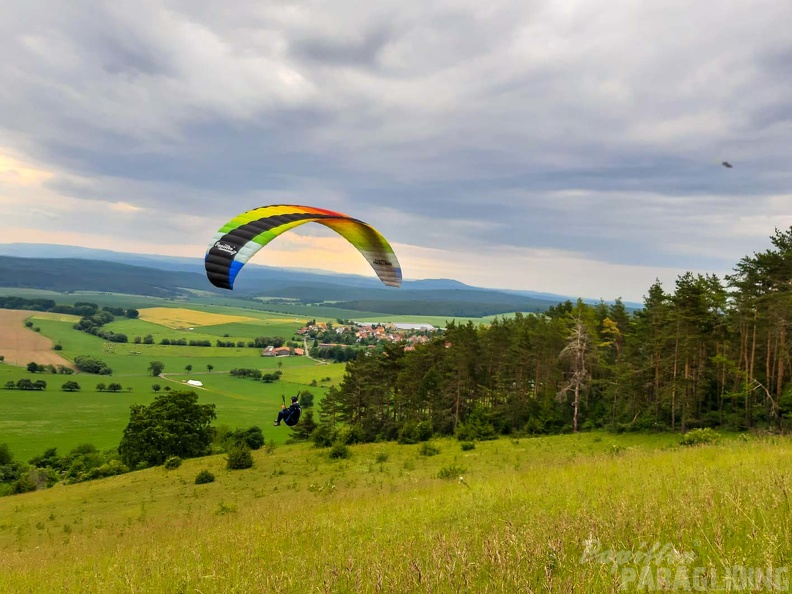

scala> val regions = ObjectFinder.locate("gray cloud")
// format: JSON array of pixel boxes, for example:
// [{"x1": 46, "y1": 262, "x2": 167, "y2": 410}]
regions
[{"x1": 1, "y1": 0, "x2": 791, "y2": 298}]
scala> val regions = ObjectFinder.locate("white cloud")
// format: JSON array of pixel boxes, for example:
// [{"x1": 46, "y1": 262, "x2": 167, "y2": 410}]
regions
[{"x1": 110, "y1": 201, "x2": 143, "y2": 213}]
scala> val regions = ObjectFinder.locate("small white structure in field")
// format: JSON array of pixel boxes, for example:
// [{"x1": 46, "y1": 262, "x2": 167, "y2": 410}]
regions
[{"x1": 186, "y1": 379, "x2": 203, "y2": 387}]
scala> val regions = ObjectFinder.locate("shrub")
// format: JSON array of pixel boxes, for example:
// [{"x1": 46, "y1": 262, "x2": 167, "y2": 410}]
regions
[
  {"x1": 419, "y1": 442, "x2": 440, "y2": 456},
  {"x1": 437, "y1": 464, "x2": 465, "y2": 480},
  {"x1": 460, "y1": 441, "x2": 476, "y2": 451},
  {"x1": 455, "y1": 407, "x2": 497, "y2": 441},
  {"x1": 680, "y1": 428, "x2": 720, "y2": 447},
  {"x1": 195, "y1": 470, "x2": 215, "y2": 484},
  {"x1": 218, "y1": 426, "x2": 265, "y2": 451},
  {"x1": 11, "y1": 473, "x2": 39, "y2": 494},
  {"x1": 398, "y1": 420, "x2": 433, "y2": 444},
  {"x1": 311, "y1": 424, "x2": 335, "y2": 448},
  {"x1": 240, "y1": 426, "x2": 265, "y2": 450},
  {"x1": 329, "y1": 440, "x2": 349, "y2": 459},
  {"x1": 374, "y1": 450, "x2": 389, "y2": 463},
  {"x1": 335, "y1": 424, "x2": 363, "y2": 446},
  {"x1": 164, "y1": 456, "x2": 182, "y2": 470},
  {"x1": 226, "y1": 446, "x2": 253, "y2": 470}
]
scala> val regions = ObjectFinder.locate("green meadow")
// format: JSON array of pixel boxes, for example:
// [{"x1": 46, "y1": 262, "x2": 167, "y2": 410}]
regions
[
  {"x1": 0, "y1": 363, "x2": 341, "y2": 460},
  {"x1": 0, "y1": 307, "x2": 346, "y2": 460},
  {"x1": 0, "y1": 433, "x2": 789, "y2": 592}
]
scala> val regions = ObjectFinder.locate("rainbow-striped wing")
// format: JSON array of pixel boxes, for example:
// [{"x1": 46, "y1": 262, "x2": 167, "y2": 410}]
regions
[{"x1": 205, "y1": 205, "x2": 402, "y2": 289}]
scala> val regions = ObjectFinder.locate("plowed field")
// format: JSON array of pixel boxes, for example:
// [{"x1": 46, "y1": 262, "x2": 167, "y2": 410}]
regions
[{"x1": 0, "y1": 310, "x2": 74, "y2": 368}]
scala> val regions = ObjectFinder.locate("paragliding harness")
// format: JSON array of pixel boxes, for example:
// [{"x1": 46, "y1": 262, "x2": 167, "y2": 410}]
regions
[{"x1": 279, "y1": 394, "x2": 302, "y2": 426}]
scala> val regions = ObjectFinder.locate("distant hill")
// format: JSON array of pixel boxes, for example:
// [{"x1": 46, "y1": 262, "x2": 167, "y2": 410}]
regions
[
  {"x1": 0, "y1": 257, "x2": 206, "y2": 299},
  {"x1": 0, "y1": 243, "x2": 638, "y2": 315}
]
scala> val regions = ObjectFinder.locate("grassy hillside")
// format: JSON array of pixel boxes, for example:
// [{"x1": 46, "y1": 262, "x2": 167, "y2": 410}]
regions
[{"x1": 0, "y1": 433, "x2": 789, "y2": 592}]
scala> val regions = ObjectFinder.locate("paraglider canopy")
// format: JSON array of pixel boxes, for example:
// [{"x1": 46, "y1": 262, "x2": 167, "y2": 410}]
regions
[
  {"x1": 722, "y1": 161, "x2": 733, "y2": 168},
  {"x1": 205, "y1": 204, "x2": 402, "y2": 290}
]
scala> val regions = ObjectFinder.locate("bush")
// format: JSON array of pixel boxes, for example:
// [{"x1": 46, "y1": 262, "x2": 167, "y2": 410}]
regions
[
  {"x1": 195, "y1": 470, "x2": 215, "y2": 484},
  {"x1": 335, "y1": 424, "x2": 363, "y2": 445},
  {"x1": 455, "y1": 407, "x2": 497, "y2": 441},
  {"x1": 460, "y1": 441, "x2": 476, "y2": 451},
  {"x1": 374, "y1": 450, "x2": 389, "y2": 463},
  {"x1": 239, "y1": 426, "x2": 264, "y2": 450},
  {"x1": 329, "y1": 440, "x2": 349, "y2": 459},
  {"x1": 226, "y1": 446, "x2": 253, "y2": 470},
  {"x1": 11, "y1": 473, "x2": 39, "y2": 494},
  {"x1": 164, "y1": 456, "x2": 182, "y2": 470},
  {"x1": 679, "y1": 428, "x2": 720, "y2": 446},
  {"x1": 311, "y1": 424, "x2": 335, "y2": 448},
  {"x1": 419, "y1": 442, "x2": 440, "y2": 456},
  {"x1": 217, "y1": 426, "x2": 265, "y2": 452},
  {"x1": 397, "y1": 420, "x2": 433, "y2": 444},
  {"x1": 437, "y1": 464, "x2": 465, "y2": 480}
]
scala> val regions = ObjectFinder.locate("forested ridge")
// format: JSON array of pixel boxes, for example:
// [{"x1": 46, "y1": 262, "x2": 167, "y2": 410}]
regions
[{"x1": 318, "y1": 228, "x2": 792, "y2": 442}]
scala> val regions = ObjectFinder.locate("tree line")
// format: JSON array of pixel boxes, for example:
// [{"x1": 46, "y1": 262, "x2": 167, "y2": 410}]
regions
[{"x1": 313, "y1": 228, "x2": 792, "y2": 444}]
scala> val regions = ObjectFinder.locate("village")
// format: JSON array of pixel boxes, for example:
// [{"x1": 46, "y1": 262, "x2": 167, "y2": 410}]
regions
[{"x1": 260, "y1": 320, "x2": 441, "y2": 358}]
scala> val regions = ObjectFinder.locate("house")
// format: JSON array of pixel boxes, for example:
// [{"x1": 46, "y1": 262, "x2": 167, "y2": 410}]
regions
[
  {"x1": 261, "y1": 346, "x2": 276, "y2": 357},
  {"x1": 274, "y1": 346, "x2": 291, "y2": 356}
]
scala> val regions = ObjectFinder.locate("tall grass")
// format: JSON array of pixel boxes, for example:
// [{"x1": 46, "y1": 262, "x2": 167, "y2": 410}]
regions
[{"x1": 0, "y1": 433, "x2": 789, "y2": 592}]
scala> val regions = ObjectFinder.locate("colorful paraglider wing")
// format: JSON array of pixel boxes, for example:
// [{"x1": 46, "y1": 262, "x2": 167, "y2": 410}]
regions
[{"x1": 205, "y1": 205, "x2": 402, "y2": 290}]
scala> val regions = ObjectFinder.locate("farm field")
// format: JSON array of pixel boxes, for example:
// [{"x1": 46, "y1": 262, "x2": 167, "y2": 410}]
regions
[
  {"x1": 0, "y1": 433, "x2": 789, "y2": 592},
  {"x1": 137, "y1": 307, "x2": 262, "y2": 329},
  {"x1": 0, "y1": 305, "x2": 346, "y2": 460},
  {"x1": 0, "y1": 310, "x2": 74, "y2": 368}
]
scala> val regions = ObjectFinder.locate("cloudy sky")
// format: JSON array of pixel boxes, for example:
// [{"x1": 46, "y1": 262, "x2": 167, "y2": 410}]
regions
[{"x1": 1, "y1": 0, "x2": 791, "y2": 302}]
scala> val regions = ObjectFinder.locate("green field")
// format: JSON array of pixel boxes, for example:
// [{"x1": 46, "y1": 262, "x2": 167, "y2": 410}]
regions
[
  {"x1": 0, "y1": 307, "x2": 347, "y2": 460},
  {"x1": 0, "y1": 432, "x2": 789, "y2": 592},
  {"x1": 0, "y1": 362, "x2": 344, "y2": 461}
]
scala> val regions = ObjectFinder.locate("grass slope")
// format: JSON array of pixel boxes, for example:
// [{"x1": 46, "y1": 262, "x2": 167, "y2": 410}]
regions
[{"x1": 0, "y1": 433, "x2": 789, "y2": 592}]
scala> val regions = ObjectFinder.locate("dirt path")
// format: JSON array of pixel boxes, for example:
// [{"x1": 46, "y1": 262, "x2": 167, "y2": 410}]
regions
[
  {"x1": 0, "y1": 310, "x2": 75, "y2": 368},
  {"x1": 303, "y1": 337, "x2": 328, "y2": 364}
]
